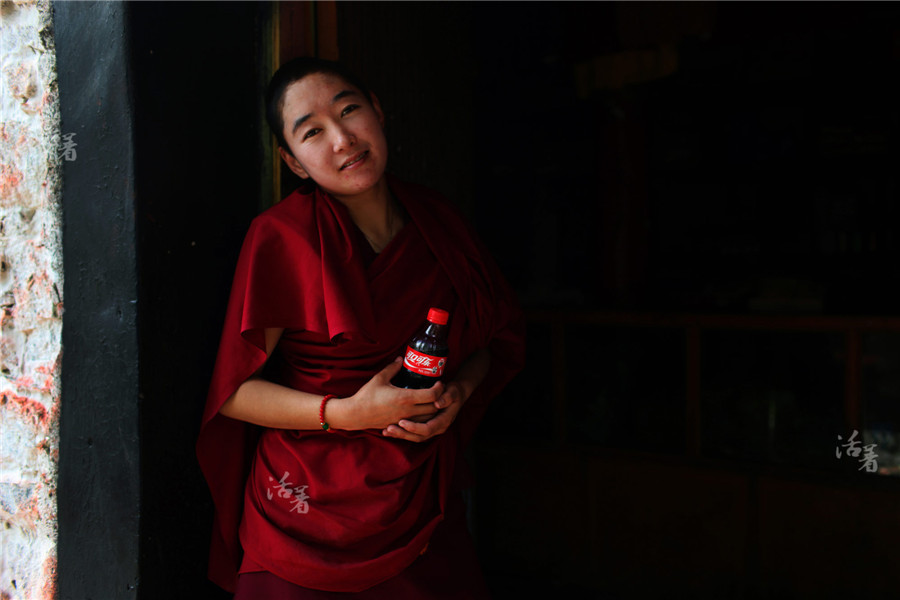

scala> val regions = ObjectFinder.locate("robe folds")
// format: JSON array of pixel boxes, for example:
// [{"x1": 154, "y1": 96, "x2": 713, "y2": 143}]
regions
[{"x1": 196, "y1": 175, "x2": 525, "y2": 593}]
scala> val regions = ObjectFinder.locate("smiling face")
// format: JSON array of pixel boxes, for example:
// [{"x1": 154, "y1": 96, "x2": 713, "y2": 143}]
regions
[{"x1": 278, "y1": 72, "x2": 389, "y2": 203}]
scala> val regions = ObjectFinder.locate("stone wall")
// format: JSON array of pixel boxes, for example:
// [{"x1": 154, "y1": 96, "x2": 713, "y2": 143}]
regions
[{"x1": 0, "y1": 0, "x2": 62, "y2": 598}]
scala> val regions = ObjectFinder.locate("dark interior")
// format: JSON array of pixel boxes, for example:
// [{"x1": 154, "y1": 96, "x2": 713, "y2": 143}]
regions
[{"x1": 56, "y1": 1, "x2": 899, "y2": 598}]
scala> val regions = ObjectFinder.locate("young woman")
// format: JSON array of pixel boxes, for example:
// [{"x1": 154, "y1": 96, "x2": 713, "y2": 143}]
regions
[{"x1": 197, "y1": 57, "x2": 525, "y2": 598}]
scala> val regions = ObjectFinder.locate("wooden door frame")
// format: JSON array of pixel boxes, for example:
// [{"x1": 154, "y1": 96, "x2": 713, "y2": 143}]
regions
[{"x1": 270, "y1": 1, "x2": 339, "y2": 205}]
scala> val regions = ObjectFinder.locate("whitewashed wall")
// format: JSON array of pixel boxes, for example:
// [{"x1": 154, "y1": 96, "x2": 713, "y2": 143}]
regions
[{"x1": 0, "y1": 0, "x2": 62, "y2": 597}]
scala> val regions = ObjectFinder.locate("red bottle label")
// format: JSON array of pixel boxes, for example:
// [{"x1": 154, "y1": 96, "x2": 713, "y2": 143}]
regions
[{"x1": 403, "y1": 347, "x2": 447, "y2": 377}]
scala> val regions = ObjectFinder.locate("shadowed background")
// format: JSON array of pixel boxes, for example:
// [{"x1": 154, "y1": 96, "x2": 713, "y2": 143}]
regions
[{"x1": 54, "y1": 2, "x2": 898, "y2": 598}]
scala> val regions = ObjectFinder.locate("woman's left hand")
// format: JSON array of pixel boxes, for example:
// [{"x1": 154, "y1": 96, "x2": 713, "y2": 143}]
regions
[
  {"x1": 382, "y1": 381, "x2": 465, "y2": 442},
  {"x1": 384, "y1": 348, "x2": 490, "y2": 442}
]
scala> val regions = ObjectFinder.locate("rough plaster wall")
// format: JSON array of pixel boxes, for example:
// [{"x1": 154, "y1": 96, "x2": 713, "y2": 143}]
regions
[{"x1": 0, "y1": 0, "x2": 62, "y2": 598}]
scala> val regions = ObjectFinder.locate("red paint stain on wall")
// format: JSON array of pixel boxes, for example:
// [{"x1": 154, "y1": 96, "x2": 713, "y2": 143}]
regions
[
  {"x1": 0, "y1": 163, "x2": 24, "y2": 196},
  {"x1": 13, "y1": 375, "x2": 35, "y2": 388},
  {"x1": 14, "y1": 373, "x2": 56, "y2": 394},
  {"x1": 0, "y1": 392, "x2": 49, "y2": 428},
  {"x1": 39, "y1": 90, "x2": 51, "y2": 116},
  {"x1": 41, "y1": 555, "x2": 58, "y2": 599}
]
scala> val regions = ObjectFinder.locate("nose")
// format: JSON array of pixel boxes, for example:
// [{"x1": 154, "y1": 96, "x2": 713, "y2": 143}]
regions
[{"x1": 332, "y1": 125, "x2": 356, "y2": 153}]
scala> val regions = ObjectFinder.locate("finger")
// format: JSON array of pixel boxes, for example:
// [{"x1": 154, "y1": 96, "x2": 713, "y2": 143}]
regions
[
  {"x1": 397, "y1": 419, "x2": 434, "y2": 436},
  {"x1": 428, "y1": 401, "x2": 461, "y2": 427},
  {"x1": 435, "y1": 385, "x2": 459, "y2": 409},
  {"x1": 402, "y1": 413, "x2": 453, "y2": 438},
  {"x1": 382, "y1": 424, "x2": 427, "y2": 442},
  {"x1": 404, "y1": 381, "x2": 445, "y2": 406},
  {"x1": 423, "y1": 381, "x2": 445, "y2": 402},
  {"x1": 379, "y1": 357, "x2": 404, "y2": 381},
  {"x1": 406, "y1": 408, "x2": 438, "y2": 422},
  {"x1": 385, "y1": 407, "x2": 454, "y2": 441}
]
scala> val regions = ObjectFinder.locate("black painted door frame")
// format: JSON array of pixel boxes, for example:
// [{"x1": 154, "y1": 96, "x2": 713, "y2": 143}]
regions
[
  {"x1": 55, "y1": 1, "x2": 141, "y2": 597},
  {"x1": 55, "y1": 2, "x2": 268, "y2": 597}
]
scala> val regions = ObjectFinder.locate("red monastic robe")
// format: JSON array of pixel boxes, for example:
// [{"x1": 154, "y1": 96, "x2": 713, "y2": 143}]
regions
[{"x1": 196, "y1": 175, "x2": 525, "y2": 593}]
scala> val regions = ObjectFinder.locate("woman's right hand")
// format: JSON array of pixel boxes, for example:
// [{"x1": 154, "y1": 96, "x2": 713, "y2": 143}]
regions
[{"x1": 331, "y1": 358, "x2": 443, "y2": 430}]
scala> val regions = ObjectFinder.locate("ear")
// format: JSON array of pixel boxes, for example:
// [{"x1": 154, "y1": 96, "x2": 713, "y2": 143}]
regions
[
  {"x1": 369, "y1": 92, "x2": 385, "y2": 128},
  {"x1": 279, "y1": 146, "x2": 310, "y2": 179}
]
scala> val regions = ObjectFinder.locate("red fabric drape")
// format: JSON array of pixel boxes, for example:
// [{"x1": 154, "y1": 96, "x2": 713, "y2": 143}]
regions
[{"x1": 197, "y1": 176, "x2": 525, "y2": 592}]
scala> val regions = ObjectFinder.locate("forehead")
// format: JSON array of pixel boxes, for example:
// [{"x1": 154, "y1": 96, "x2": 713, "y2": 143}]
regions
[{"x1": 280, "y1": 72, "x2": 360, "y2": 118}]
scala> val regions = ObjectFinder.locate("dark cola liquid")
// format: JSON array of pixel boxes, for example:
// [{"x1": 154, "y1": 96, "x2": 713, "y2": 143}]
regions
[{"x1": 392, "y1": 309, "x2": 449, "y2": 389}]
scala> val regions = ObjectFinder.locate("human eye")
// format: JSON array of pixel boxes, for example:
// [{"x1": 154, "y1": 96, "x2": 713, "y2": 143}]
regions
[
  {"x1": 302, "y1": 127, "x2": 321, "y2": 141},
  {"x1": 340, "y1": 104, "x2": 360, "y2": 117}
]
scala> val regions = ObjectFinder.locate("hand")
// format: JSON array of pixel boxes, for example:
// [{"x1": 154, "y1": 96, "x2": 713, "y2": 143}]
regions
[
  {"x1": 402, "y1": 380, "x2": 461, "y2": 423},
  {"x1": 335, "y1": 358, "x2": 444, "y2": 430},
  {"x1": 383, "y1": 381, "x2": 465, "y2": 442}
]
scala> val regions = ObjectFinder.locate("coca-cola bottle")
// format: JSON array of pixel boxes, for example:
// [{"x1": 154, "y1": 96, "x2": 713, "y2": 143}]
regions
[{"x1": 392, "y1": 307, "x2": 450, "y2": 389}]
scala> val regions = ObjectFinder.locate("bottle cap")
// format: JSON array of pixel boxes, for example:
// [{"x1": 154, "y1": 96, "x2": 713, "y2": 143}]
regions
[{"x1": 427, "y1": 308, "x2": 449, "y2": 325}]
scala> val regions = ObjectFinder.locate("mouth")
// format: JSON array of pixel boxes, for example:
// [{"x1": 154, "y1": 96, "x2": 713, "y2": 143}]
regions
[{"x1": 340, "y1": 151, "x2": 369, "y2": 170}]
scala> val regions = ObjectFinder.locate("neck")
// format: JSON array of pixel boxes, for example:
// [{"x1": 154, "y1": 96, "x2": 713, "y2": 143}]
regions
[{"x1": 333, "y1": 177, "x2": 401, "y2": 253}]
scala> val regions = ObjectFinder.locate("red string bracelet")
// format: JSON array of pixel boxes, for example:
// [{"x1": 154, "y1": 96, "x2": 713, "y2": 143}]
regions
[{"x1": 319, "y1": 394, "x2": 337, "y2": 431}]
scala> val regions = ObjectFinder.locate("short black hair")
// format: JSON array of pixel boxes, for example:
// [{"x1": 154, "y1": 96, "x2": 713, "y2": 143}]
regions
[{"x1": 265, "y1": 57, "x2": 373, "y2": 154}]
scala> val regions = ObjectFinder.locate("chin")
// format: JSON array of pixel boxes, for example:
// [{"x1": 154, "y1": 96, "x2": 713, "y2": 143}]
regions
[{"x1": 340, "y1": 172, "x2": 386, "y2": 195}]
